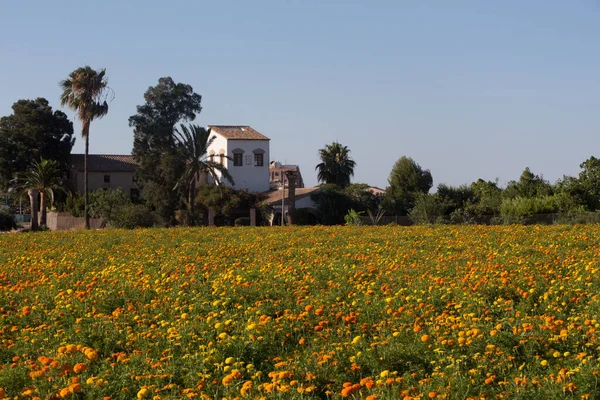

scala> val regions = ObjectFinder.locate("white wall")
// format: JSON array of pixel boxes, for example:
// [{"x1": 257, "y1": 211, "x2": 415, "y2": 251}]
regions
[{"x1": 207, "y1": 133, "x2": 270, "y2": 193}]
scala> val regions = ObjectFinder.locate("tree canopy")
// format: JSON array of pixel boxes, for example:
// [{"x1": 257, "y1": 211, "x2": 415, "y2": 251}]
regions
[
  {"x1": 0, "y1": 98, "x2": 74, "y2": 189},
  {"x1": 60, "y1": 66, "x2": 111, "y2": 229},
  {"x1": 315, "y1": 141, "x2": 356, "y2": 187},
  {"x1": 386, "y1": 156, "x2": 433, "y2": 215},
  {"x1": 130, "y1": 77, "x2": 203, "y2": 225},
  {"x1": 174, "y1": 124, "x2": 234, "y2": 225}
]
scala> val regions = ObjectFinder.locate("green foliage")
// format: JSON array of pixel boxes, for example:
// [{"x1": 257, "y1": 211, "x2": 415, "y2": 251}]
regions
[
  {"x1": 315, "y1": 141, "x2": 356, "y2": 187},
  {"x1": 130, "y1": 77, "x2": 202, "y2": 225},
  {"x1": 576, "y1": 156, "x2": 600, "y2": 211},
  {"x1": 409, "y1": 193, "x2": 445, "y2": 225},
  {"x1": 88, "y1": 188, "x2": 132, "y2": 223},
  {"x1": 344, "y1": 183, "x2": 382, "y2": 213},
  {"x1": 196, "y1": 185, "x2": 267, "y2": 226},
  {"x1": 344, "y1": 209, "x2": 364, "y2": 226},
  {"x1": 503, "y1": 167, "x2": 553, "y2": 200},
  {"x1": 292, "y1": 208, "x2": 318, "y2": 226},
  {"x1": 312, "y1": 184, "x2": 383, "y2": 225},
  {"x1": 174, "y1": 124, "x2": 234, "y2": 226},
  {"x1": 60, "y1": 66, "x2": 111, "y2": 229},
  {"x1": 0, "y1": 98, "x2": 74, "y2": 189},
  {"x1": 62, "y1": 192, "x2": 85, "y2": 217},
  {"x1": 0, "y1": 206, "x2": 17, "y2": 231},
  {"x1": 500, "y1": 196, "x2": 559, "y2": 224},
  {"x1": 311, "y1": 184, "x2": 355, "y2": 225},
  {"x1": 386, "y1": 156, "x2": 433, "y2": 215},
  {"x1": 111, "y1": 204, "x2": 160, "y2": 229},
  {"x1": 11, "y1": 158, "x2": 65, "y2": 227},
  {"x1": 234, "y1": 217, "x2": 250, "y2": 226}
]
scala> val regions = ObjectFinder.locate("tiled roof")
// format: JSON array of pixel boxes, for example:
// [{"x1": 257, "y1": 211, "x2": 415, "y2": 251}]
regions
[
  {"x1": 208, "y1": 125, "x2": 270, "y2": 140},
  {"x1": 70, "y1": 154, "x2": 137, "y2": 172},
  {"x1": 263, "y1": 187, "x2": 320, "y2": 206}
]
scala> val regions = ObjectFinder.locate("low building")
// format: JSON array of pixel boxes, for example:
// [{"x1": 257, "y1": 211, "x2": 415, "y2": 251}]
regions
[
  {"x1": 69, "y1": 154, "x2": 140, "y2": 199},
  {"x1": 206, "y1": 125, "x2": 270, "y2": 193},
  {"x1": 263, "y1": 187, "x2": 320, "y2": 225},
  {"x1": 269, "y1": 161, "x2": 304, "y2": 189}
]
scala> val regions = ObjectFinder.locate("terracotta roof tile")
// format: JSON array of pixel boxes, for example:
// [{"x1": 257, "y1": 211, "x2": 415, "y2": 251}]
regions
[
  {"x1": 208, "y1": 125, "x2": 270, "y2": 140},
  {"x1": 70, "y1": 154, "x2": 137, "y2": 172}
]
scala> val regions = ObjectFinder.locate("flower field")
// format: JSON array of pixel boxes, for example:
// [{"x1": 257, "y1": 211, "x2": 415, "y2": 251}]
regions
[{"x1": 1, "y1": 226, "x2": 599, "y2": 399}]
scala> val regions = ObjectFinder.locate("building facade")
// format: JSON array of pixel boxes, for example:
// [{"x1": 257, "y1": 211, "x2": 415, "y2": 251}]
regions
[
  {"x1": 69, "y1": 154, "x2": 140, "y2": 199},
  {"x1": 269, "y1": 161, "x2": 305, "y2": 189},
  {"x1": 206, "y1": 125, "x2": 270, "y2": 193}
]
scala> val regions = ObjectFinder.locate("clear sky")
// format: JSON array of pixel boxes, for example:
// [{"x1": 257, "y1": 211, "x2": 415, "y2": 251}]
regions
[{"x1": 1, "y1": 1, "x2": 598, "y2": 189}]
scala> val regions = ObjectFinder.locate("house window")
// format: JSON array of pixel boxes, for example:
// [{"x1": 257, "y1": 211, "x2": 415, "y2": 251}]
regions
[
  {"x1": 104, "y1": 175, "x2": 111, "y2": 183},
  {"x1": 233, "y1": 153, "x2": 243, "y2": 166},
  {"x1": 254, "y1": 153, "x2": 264, "y2": 167}
]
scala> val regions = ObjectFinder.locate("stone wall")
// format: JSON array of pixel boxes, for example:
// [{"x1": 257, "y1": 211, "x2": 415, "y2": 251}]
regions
[{"x1": 46, "y1": 211, "x2": 106, "y2": 231}]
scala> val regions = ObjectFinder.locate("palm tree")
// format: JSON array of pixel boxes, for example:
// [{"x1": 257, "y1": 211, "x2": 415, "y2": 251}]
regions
[
  {"x1": 315, "y1": 141, "x2": 356, "y2": 187},
  {"x1": 60, "y1": 66, "x2": 111, "y2": 229},
  {"x1": 173, "y1": 124, "x2": 234, "y2": 225},
  {"x1": 12, "y1": 158, "x2": 64, "y2": 229}
]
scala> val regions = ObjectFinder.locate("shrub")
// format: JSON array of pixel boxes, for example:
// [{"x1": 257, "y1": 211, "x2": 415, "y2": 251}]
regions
[
  {"x1": 409, "y1": 193, "x2": 445, "y2": 225},
  {"x1": 234, "y1": 217, "x2": 250, "y2": 226},
  {"x1": 293, "y1": 208, "x2": 318, "y2": 226},
  {"x1": 0, "y1": 206, "x2": 17, "y2": 231},
  {"x1": 344, "y1": 209, "x2": 364, "y2": 226},
  {"x1": 88, "y1": 188, "x2": 131, "y2": 221},
  {"x1": 111, "y1": 204, "x2": 158, "y2": 229},
  {"x1": 500, "y1": 196, "x2": 559, "y2": 224}
]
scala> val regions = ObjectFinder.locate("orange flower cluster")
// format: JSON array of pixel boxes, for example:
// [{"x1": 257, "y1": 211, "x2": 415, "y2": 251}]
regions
[{"x1": 0, "y1": 225, "x2": 599, "y2": 398}]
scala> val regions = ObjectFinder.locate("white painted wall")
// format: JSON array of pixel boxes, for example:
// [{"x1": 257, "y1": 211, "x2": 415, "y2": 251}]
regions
[{"x1": 206, "y1": 132, "x2": 270, "y2": 193}]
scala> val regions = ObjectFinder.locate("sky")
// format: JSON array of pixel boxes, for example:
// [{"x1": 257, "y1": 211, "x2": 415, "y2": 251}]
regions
[{"x1": 1, "y1": 1, "x2": 599, "y2": 189}]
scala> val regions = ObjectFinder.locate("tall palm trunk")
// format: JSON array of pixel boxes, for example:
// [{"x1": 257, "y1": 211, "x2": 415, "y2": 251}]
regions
[
  {"x1": 39, "y1": 191, "x2": 47, "y2": 227},
  {"x1": 187, "y1": 179, "x2": 196, "y2": 226},
  {"x1": 28, "y1": 189, "x2": 39, "y2": 230},
  {"x1": 83, "y1": 121, "x2": 90, "y2": 229}
]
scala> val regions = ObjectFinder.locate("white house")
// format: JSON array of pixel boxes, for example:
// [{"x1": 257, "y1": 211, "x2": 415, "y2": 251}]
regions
[{"x1": 205, "y1": 125, "x2": 270, "y2": 193}]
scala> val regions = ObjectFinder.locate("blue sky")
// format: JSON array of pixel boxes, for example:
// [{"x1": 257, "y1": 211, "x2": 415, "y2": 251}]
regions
[{"x1": 1, "y1": 1, "x2": 598, "y2": 189}]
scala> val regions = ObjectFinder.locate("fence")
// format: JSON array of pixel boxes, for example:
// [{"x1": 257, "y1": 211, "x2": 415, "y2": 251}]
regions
[{"x1": 359, "y1": 213, "x2": 600, "y2": 226}]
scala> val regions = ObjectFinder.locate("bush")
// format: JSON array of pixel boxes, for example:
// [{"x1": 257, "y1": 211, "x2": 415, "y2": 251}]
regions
[
  {"x1": 88, "y1": 188, "x2": 131, "y2": 221},
  {"x1": 0, "y1": 206, "x2": 17, "y2": 231},
  {"x1": 500, "y1": 196, "x2": 559, "y2": 224},
  {"x1": 344, "y1": 209, "x2": 364, "y2": 226},
  {"x1": 63, "y1": 193, "x2": 85, "y2": 217},
  {"x1": 409, "y1": 193, "x2": 445, "y2": 225},
  {"x1": 111, "y1": 204, "x2": 159, "y2": 229},
  {"x1": 292, "y1": 208, "x2": 318, "y2": 226},
  {"x1": 234, "y1": 217, "x2": 250, "y2": 226}
]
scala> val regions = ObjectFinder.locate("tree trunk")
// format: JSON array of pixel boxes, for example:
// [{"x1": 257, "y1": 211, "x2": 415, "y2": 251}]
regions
[
  {"x1": 188, "y1": 180, "x2": 196, "y2": 226},
  {"x1": 285, "y1": 171, "x2": 297, "y2": 225},
  {"x1": 28, "y1": 189, "x2": 39, "y2": 231},
  {"x1": 83, "y1": 122, "x2": 90, "y2": 230},
  {"x1": 39, "y1": 191, "x2": 47, "y2": 227}
]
